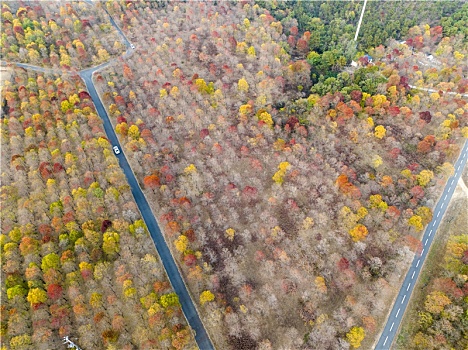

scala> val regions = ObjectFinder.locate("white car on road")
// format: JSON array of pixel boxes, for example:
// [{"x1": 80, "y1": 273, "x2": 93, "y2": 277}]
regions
[
  {"x1": 130, "y1": 44, "x2": 135, "y2": 49},
  {"x1": 113, "y1": 146, "x2": 120, "y2": 155}
]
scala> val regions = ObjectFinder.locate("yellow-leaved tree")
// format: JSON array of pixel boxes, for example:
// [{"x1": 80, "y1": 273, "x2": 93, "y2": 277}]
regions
[
  {"x1": 89, "y1": 292, "x2": 103, "y2": 309},
  {"x1": 349, "y1": 224, "x2": 368, "y2": 242},
  {"x1": 302, "y1": 217, "x2": 314, "y2": 230},
  {"x1": 10, "y1": 335, "x2": 33, "y2": 349},
  {"x1": 225, "y1": 228, "x2": 235, "y2": 241},
  {"x1": 417, "y1": 170, "x2": 433, "y2": 187},
  {"x1": 416, "y1": 206, "x2": 432, "y2": 225},
  {"x1": 102, "y1": 232, "x2": 120, "y2": 256},
  {"x1": 170, "y1": 86, "x2": 179, "y2": 97},
  {"x1": 461, "y1": 126, "x2": 468, "y2": 138},
  {"x1": 79, "y1": 261, "x2": 93, "y2": 273},
  {"x1": 369, "y1": 194, "x2": 388, "y2": 212},
  {"x1": 258, "y1": 111, "x2": 273, "y2": 127},
  {"x1": 128, "y1": 124, "x2": 140, "y2": 140},
  {"x1": 238, "y1": 78, "x2": 249, "y2": 92},
  {"x1": 424, "y1": 291, "x2": 451, "y2": 314},
  {"x1": 374, "y1": 125, "x2": 386, "y2": 139},
  {"x1": 454, "y1": 51, "x2": 465, "y2": 61},
  {"x1": 369, "y1": 194, "x2": 383, "y2": 207},
  {"x1": 408, "y1": 215, "x2": 424, "y2": 231},
  {"x1": 412, "y1": 332, "x2": 432, "y2": 349},
  {"x1": 372, "y1": 94, "x2": 387, "y2": 108},
  {"x1": 174, "y1": 235, "x2": 188, "y2": 253},
  {"x1": 314, "y1": 276, "x2": 327, "y2": 293},
  {"x1": 184, "y1": 164, "x2": 197, "y2": 174},
  {"x1": 346, "y1": 326, "x2": 365, "y2": 348},
  {"x1": 200, "y1": 290, "x2": 215, "y2": 305},
  {"x1": 357, "y1": 207, "x2": 368, "y2": 219},
  {"x1": 372, "y1": 155, "x2": 383, "y2": 169},
  {"x1": 272, "y1": 161, "x2": 290, "y2": 184},
  {"x1": 26, "y1": 287, "x2": 47, "y2": 306},
  {"x1": 436, "y1": 162, "x2": 455, "y2": 179}
]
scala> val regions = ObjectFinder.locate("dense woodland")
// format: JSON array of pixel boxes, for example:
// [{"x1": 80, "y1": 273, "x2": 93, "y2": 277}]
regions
[
  {"x1": 0, "y1": 68, "x2": 195, "y2": 349},
  {"x1": 96, "y1": 0, "x2": 467, "y2": 348},
  {"x1": 258, "y1": 0, "x2": 467, "y2": 83},
  {"x1": 1, "y1": 0, "x2": 468, "y2": 349},
  {"x1": 0, "y1": 1, "x2": 125, "y2": 69},
  {"x1": 259, "y1": 0, "x2": 466, "y2": 53}
]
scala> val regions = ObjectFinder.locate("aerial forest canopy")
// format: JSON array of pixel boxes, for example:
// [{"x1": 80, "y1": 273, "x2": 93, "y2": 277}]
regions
[
  {"x1": 96, "y1": 1, "x2": 467, "y2": 348},
  {"x1": 0, "y1": 1, "x2": 125, "y2": 69},
  {"x1": 1, "y1": 0, "x2": 467, "y2": 349},
  {"x1": 257, "y1": 0, "x2": 468, "y2": 83},
  {"x1": 0, "y1": 67, "x2": 196, "y2": 349},
  {"x1": 258, "y1": 0, "x2": 466, "y2": 54}
]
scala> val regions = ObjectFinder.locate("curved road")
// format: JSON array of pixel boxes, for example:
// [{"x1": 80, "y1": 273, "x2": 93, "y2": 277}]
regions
[
  {"x1": 376, "y1": 139, "x2": 468, "y2": 349},
  {"x1": 2, "y1": 3, "x2": 215, "y2": 349}
]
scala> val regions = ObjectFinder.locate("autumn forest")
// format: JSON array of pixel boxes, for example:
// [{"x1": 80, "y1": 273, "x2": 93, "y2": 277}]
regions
[{"x1": 1, "y1": 1, "x2": 468, "y2": 350}]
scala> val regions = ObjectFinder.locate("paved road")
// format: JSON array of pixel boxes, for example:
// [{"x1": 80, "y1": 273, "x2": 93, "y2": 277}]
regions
[
  {"x1": 80, "y1": 6, "x2": 215, "y2": 349},
  {"x1": 375, "y1": 139, "x2": 468, "y2": 349},
  {"x1": 80, "y1": 71, "x2": 215, "y2": 350},
  {"x1": 0, "y1": 60, "x2": 56, "y2": 73},
  {"x1": 408, "y1": 84, "x2": 468, "y2": 98},
  {"x1": 3, "y1": 4, "x2": 214, "y2": 348}
]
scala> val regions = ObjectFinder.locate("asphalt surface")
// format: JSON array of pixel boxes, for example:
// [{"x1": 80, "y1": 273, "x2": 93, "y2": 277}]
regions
[{"x1": 375, "y1": 139, "x2": 468, "y2": 350}]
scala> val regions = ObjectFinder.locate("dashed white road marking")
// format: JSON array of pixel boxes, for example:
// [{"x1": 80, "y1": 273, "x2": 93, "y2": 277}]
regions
[
  {"x1": 390, "y1": 322, "x2": 395, "y2": 331},
  {"x1": 416, "y1": 260, "x2": 420, "y2": 267},
  {"x1": 432, "y1": 222, "x2": 436, "y2": 227},
  {"x1": 422, "y1": 248, "x2": 425, "y2": 255},
  {"x1": 444, "y1": 194, "x2": 448, "y2": 200},
  {"x1": 412, "y1": 271, "x2": 416, "y2": 279},
  {"x1": 384, "y1": 336, "x2": 388, "y2": 346},
  {"x1": 425, "y1": 239, "x2": 428, "y2": 245},
  {"x1": 396, "y1": 308, "x2": 401, "y2": 318},
  {"x1": 401, "y1": 295, "x2": 406, "y2": 304},
  {"x1": 437, "y1": 211, "x2": 441, "y2": 217},
  {"x1": 407, "y1": 283, "x2": 411, "y2": 291},
  {"x1": 429, "y1": 231, "x2": 432, "y2": 237}
]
